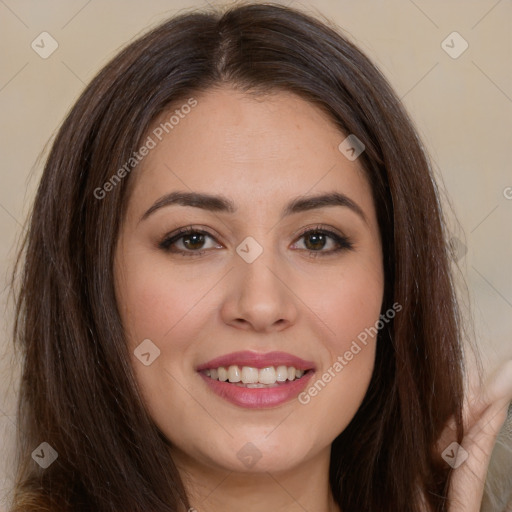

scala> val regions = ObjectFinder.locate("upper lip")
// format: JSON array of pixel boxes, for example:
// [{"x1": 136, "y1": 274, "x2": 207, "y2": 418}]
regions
[{"x1": 196, "y1": 351, "x2": 316, "y2": 372}]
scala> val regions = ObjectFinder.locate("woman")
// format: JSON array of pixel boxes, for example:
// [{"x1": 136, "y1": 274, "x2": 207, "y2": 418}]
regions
[{"x1": 9, "y1": 2, "x2": 512, "y2": 511}]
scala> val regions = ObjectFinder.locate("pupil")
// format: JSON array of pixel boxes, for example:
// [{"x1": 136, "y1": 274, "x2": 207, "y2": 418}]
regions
[
  {"x1": 184, "y1": 233, "x2": 204, "y2": 250},
  {"x1": 305, "y1": 233, "x2": 325, "y2": 251},
  {"x1": 181, "y1": 232, "x2": 327, "y2": 251}
]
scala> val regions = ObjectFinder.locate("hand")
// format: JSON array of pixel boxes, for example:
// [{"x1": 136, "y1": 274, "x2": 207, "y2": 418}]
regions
[{"x1": 446, "y1": 359, "x2": 512, "y2": 512}]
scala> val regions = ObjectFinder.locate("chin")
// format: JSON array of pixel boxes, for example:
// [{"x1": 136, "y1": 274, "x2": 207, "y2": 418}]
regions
[{"x1": 191, "y1": 435, "x2": 314, "y2": 474}]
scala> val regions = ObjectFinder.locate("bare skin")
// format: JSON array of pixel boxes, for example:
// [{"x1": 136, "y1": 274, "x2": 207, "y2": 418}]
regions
[
  {"x1": 113, "y1": 84, "x2": 512, "y2": 511},
  {"x1": 115, "y1": 86, "x2": 383, "y2": 512},
  {"x1": 445, "y1": 360, "x2": 512, "y2": 512}
]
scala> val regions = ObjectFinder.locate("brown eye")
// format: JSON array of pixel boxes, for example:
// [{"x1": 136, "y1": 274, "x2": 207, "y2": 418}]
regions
[
  {"x1": 181, "y1": 232, "x2": 207, "y2": 250},
  {"x1": 292, "y1": 227, "x2": 353, "y2": 255},
  {"x1": 303, "y1": 232, "x2": 329, "y2": 251},
  {"x1": 159, "y1": 225, "x2": 353, "y2": 257},
  {"x1": 159, "y1": 228, "x2": 222, "y2": 255}
]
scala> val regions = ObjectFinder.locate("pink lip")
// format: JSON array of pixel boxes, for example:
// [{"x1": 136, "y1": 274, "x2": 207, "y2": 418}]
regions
[
  {"x1": 195, "y1": 350, "x2": 316, "y2": 372},
  {"x1": 198, "y1": 371, "x2": 315, "y2": 409}
]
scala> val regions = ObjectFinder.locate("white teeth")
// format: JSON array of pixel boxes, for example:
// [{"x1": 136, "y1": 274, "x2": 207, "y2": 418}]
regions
[
  {"x1": 217, "y1": 366, "x2": 228, "y2": 382},
  {"x1": 203, "y1": 364, "x2": 309, "y2": 385},
  {"x1": 276, "y1": 365, "x2": 288, "y2": 382},
  {"x1": 228, "y1": 365, "x2": 241, "y2": 383},
  {"x1": 258, "y1": 367, "x2": 276, "y2": 384},
  {"x1": 241, "y1": 366, "x2": 259, "y2": 384}
]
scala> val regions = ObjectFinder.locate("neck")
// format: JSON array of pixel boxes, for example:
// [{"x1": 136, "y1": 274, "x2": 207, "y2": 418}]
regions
[{"x1": 171, "y1": 444, "x2": 341, "y2": 512}]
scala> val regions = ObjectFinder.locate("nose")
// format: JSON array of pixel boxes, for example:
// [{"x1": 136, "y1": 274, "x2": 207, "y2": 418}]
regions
[{"x1": 219, "y1": 248, "x2": 299, "y2": 333}]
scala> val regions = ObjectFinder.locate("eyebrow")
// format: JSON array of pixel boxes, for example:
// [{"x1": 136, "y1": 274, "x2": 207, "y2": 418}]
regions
[{"x1": 139, "y1": 190, "x2": 367, "y2": 224}]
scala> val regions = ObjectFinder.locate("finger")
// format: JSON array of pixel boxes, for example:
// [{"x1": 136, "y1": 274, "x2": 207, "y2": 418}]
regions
[
  {"x1": 463, "y1": 359, "x2": 512, "y2": 431},
  {"x1": 447, "y1": 404, "x2": 506, "y2": 511},
  {"x1": 438, "y1": 360, "x2": 512, "y2": 462},
  {"x1": 480, "y1": 359, "x2": 512, "y2": 407},
  {"x1": 446, "y1": 360, "x2": 512, "y2": 511}
]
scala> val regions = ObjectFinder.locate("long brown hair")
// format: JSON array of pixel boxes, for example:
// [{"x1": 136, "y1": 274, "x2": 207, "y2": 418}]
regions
[{"x1": 9, "y1": 2, "x2": 464, "y2": 511}]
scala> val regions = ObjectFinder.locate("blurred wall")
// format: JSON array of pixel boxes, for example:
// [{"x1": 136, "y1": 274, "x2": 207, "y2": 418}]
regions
[{"x1": 1, "y1": 0, "x2": 511, "y2": 508}]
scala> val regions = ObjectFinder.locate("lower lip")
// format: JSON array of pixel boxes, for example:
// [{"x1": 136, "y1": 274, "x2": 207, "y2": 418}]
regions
[{"x1": 198, "y1": 371, "x2": 315, "y2": 408}]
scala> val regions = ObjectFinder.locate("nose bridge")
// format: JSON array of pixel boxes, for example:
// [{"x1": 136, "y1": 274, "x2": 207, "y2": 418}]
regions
[
  {"x1": 236, "y1": 235, "x2": 286, "y2": 303},
  {"x1": 239, "y1": 247, "x2": 281, "y2": 294},
  {"x1": 221, "y1": 233, "x2": 298, "y2": 331}
]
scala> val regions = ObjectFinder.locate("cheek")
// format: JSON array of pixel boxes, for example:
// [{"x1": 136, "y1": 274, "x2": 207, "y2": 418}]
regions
[
  {"x1": 293, "y1": 257, "x2": 383, "y2": 428},
  {"x1": 303, "y1": 255, "x2": 384, "y2": 356},
  {"x1": 117, "y1": 260, "x2": 209, "y2": 416},
  {"x1": 116, "y1": 256, "x2": 212, "y2": 349},
  {"x1": 117, "y1": 238, "x2": 384, "y2": 445},
  {"x1": 327, "y1": 276, "x2": 383, "y2": 351}
]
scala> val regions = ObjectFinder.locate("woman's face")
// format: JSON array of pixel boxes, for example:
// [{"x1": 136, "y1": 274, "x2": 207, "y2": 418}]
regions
[{"x1": 114, "y1": 86, "x2": 384, "y2": 474}]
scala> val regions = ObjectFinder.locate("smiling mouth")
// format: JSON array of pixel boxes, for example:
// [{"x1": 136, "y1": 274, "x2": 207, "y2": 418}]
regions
[{"x1": 199, "y1": 365, "x2": 313, "y2": 388}]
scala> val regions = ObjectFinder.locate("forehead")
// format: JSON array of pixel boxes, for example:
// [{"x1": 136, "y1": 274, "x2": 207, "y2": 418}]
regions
[{"x1": 126, "y1": 86, "x2": 373, "y2": 219}]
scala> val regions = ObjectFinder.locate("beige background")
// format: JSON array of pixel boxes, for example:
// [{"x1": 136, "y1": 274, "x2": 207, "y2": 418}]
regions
[{"x1": 1, "y1": 0, "x2": 511, "y2": 509}]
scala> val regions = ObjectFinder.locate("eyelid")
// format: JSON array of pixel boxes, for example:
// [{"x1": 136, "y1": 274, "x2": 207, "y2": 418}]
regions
[
  {"x1": 158, "y1": 225, "x2": 221, "y2": 252},
  {"x1": 290, "y1": 223, "x2": 353, "y2": 253},
  {"x1": 292, "y1": 223, "x2": 346, "y2": 240},
  {"x1": 159, "y1": 223, "x2": 353, "y2": 255}
]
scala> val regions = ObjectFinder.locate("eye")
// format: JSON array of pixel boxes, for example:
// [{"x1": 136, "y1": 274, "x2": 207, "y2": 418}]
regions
[
  {"x1": 159, "y1": 227, "x2": 222, "y2": 256},
  {"x1": 159, "y1": 224, "x2": 353, "y2": 257},
  {"x1": 291, "y1": 225, "x2": 353, "y2": 256}
]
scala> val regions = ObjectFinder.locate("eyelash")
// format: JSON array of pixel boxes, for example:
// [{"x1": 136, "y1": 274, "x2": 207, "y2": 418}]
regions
[{"x1": 158, "y1": 225, "x2": 353, "y2": 258}]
